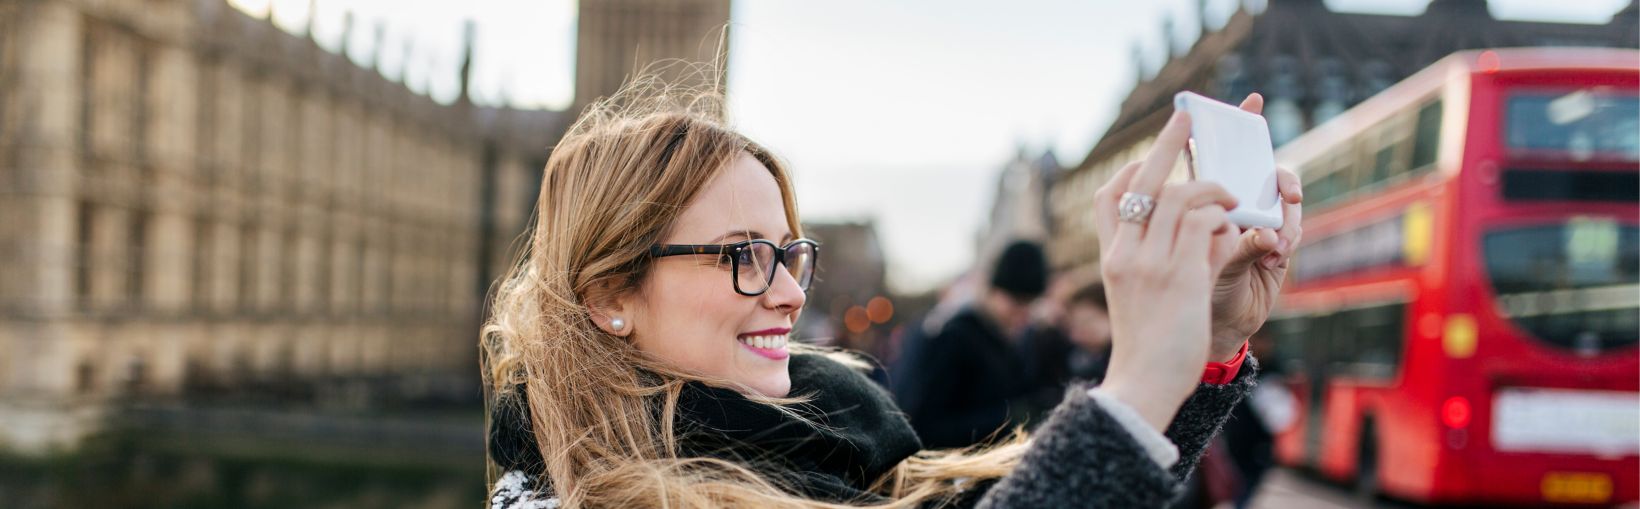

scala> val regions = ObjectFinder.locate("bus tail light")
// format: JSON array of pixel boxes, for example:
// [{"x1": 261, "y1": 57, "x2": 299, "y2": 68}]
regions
[{"x1": 1443, "y1": 396, "x2": 1472, "y2": 429}]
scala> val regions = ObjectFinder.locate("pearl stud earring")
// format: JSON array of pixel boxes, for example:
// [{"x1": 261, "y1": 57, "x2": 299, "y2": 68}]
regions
[{"x1": 610, "y1": 317, "x2": 626, "y2": 332}]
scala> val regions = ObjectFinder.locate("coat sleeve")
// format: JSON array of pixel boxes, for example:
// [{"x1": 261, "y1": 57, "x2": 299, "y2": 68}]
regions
[
  {"x1": 1164, "y1": 355, "x2": 1261, "y2": 482},
  {"x1": 968, "y1": 356, "x2": 1258, "y2": 509}
]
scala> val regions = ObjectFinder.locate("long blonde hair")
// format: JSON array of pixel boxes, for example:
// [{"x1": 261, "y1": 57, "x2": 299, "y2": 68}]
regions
[{"x1": 480, "y1": 76, "x2": 1029, "y2": 508}]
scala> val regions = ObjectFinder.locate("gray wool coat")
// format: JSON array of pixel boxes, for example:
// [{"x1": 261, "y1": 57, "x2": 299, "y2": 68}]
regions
[{"x1": 488, "y1": 353, "x2": 1258, "y2": 508}]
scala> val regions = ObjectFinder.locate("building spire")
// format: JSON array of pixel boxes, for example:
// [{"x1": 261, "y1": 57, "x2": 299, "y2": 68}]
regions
[
  {"x1": 1131, "y1": 42, "x2": 1147, "y2": 84},
  {"x1": 371, "y1": 22, "x2": 387, "y2": 72},
  {"x1": 1162, "y1": 13, "x2": 1178, "y2": 58},
  {"x1": 338, "y1": 11, "x2": 355, "y2": 58},
  {"x1": 398, "y1": 39, "x2": 414, "y2": 84},
  {"x1": 1198, "y1": 0, "x2": 1210, "y2": 35},
  {"x1": 304, "y1": 0, "x2": 318, "y2": 39},
  {"x1": 458, "y1": 20, "x2": 476, "y2": 105}
]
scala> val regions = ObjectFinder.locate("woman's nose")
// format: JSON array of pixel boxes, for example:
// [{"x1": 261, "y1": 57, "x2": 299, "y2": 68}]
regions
[{"x1": 762, "y1": 264, "x2": 807, "y2": 312}]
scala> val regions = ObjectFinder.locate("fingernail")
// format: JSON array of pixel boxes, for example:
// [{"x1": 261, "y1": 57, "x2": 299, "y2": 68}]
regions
[{"x1": 1278, "y1": 238, "x2": 1290, "y2": 251}]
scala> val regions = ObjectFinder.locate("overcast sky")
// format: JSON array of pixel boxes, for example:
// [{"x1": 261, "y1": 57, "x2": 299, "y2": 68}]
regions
[{"x1": 233, "y1": 0, "x2": 1631, "y2": 292}]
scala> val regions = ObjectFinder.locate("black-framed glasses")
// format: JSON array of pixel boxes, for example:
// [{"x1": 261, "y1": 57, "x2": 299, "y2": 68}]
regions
[{"x1": 649, "y1": 239, "x2": 820, "y2": 296}]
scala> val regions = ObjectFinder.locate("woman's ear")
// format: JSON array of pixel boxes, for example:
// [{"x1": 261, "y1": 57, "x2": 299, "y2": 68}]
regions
[{"x1": 586, "y1": 280, "x2": 636, "y2": 337}]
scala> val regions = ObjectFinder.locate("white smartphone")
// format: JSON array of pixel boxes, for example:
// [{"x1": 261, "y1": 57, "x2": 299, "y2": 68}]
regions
[{"x1": 1173, "y1": 91, "x2": 1283, "y2": 229}]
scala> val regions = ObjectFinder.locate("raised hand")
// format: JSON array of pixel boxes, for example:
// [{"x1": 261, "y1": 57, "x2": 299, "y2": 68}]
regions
[
  {"x1": 1204, "y1": 94, "x2": 1305, "y2": 361},
  {"x1": 1088, "y1": 110, "x2": 1241, "y2": 431}
]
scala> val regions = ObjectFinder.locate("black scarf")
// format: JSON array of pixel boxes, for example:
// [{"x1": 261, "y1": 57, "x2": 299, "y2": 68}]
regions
[{"x1": 488, "y1": 352, "x2": 924, "y2": 503}]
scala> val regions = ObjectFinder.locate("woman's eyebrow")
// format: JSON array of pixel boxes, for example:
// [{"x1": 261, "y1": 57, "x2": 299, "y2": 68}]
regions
[
  {"x1": 707, "y1": 230, "x2": 795, "y2": 243},
  {"x1": 706, "y1": 231, "x2": 759, "y2": 244}
]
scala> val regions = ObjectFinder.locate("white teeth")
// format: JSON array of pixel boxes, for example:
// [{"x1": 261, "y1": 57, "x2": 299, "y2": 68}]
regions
[{"x1": 740, "y1": 334, "x2": 787, "y2": 350}]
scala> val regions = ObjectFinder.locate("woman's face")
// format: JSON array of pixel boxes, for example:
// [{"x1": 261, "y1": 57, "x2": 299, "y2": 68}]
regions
[{"x1": 619, "y1": 153, "x2": 806, "y2": 397}]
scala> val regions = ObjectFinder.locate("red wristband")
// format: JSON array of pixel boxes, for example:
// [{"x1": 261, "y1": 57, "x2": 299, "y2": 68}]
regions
[{"x1": 1201, "y1": 341, "x2": 1248, "y2": 385}]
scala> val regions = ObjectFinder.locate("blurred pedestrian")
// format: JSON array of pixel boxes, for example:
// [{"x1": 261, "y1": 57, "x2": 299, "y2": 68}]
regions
[
  {"x1": 1012, "y1": 278, "x2": 1113, "y2": 423},
  {"x1": 891, "y1": 240, "x2": 1050, "y2": 448},
  {"x1": 483, "y1": 85, "x2": 1305, "y2": 508},
  {"x1": 1059, "y1": 280, "x2": 1114, "y2": 383},
  {"x1": 1220, "y1": 332, "x2": 1291, "y2": 507}
]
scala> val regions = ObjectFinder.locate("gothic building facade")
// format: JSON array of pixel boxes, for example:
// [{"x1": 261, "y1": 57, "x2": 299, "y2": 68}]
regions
[{"x1": 0, "y1": 0, "x2": 568, "y2": 452}]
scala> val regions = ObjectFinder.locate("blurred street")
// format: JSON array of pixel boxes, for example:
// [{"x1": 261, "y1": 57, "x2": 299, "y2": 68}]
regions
[{"x1": 1250, "y1": 469, "x2": 1399, "y2": 509}]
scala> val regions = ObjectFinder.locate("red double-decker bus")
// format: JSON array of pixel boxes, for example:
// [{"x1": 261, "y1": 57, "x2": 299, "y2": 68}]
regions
[{"x1": 1266, "y1": 48, "x2": 1638, "y2": 506}]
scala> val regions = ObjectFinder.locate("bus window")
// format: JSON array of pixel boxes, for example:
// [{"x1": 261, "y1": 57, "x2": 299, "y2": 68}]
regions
[
  {"x1": 1350, "y1": 303, "x2": 1406, "y2": 379},
  {"x1": 1344, "y1": 142, "x2": 1373, "y2": 197},
  {"x1": 1501, "y1": 169, "x2": 1640, "y2": 203},
  {"x1": 1304, "y1": 173, "x2": 1330, "y2": 207},
  {"x1": 1269, "y1": 316, "x2": 1311, "y2": 375},
  {"x1": 1375, "y1": 116, "x2": 1414, "y2": 187},
  {"x1": 1308, "y1": 313, "x2": 1343, "y2": 383},
  {"x1": 1319, "y1": 168, "x2": 1347, "y2": 207},
  {"x1": 1410, "y1": 99, "x2": 1442, "y2": 172},
  {"x1": 1505, "y1": 89, "x2": 1639, "y2": 161},
  {"x1": 1318, "y1": 303, "x2": 1407, "y2": 380},
  {"x1": 1484, "y1": 220, "x2": 1640, "y2": 352},
  {"x1": 1372, "y1": 145, "x2": 1396, "y2": 185}
]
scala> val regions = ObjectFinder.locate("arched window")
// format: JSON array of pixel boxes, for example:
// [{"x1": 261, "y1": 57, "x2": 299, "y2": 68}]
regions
[
  {"x1": 1266, "y1": 55, "x2": 1305, "y2": 145},
  {"x1": 1268, "y1": 98, "x2": 1304, "y2": 146},
  {"x1": 1314, "y1": 58, "x2": 1351, "y2": 125}
]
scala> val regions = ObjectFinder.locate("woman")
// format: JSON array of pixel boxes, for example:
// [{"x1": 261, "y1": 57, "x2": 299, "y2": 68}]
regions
[{"x1": 483, "y1": 87, "x2": 1303, "y2": 508}]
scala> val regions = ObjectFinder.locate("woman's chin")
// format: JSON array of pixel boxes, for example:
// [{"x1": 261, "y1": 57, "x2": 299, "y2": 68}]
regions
[
  {"x1": 730, "y1": 342, "x2": 791, "y2": 397},
  {"x1": 753, "y1": 378, "x2": 791, "y2": 398},
  {"x1": 743, "y1": 364, "x2": 791, "y2": 398}
]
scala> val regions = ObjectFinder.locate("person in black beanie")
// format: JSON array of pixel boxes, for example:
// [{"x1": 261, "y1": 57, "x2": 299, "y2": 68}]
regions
[{"x1": 892, "y1": 240, "x2": 1052, "y2": 448}]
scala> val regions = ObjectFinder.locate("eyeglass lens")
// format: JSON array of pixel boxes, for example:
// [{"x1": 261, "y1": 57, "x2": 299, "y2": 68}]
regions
[{"x1": 735, "y1": 242, "x2": 815, "y2": 294}]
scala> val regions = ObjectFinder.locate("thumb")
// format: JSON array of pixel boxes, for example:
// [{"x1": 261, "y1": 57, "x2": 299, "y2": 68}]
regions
[{"x1": 1227, "y1": 227, "x2": 1279, "y2": 268}]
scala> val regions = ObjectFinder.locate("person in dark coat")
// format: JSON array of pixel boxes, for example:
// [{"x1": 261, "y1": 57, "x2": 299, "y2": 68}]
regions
[
  {"x1": 1220, "y1": 333, "x2": 1287, "y2": 507},
  {"x1": 1013, "y1": 279, "x2": 1112, "y2": 423},
  {"x1": 483, "y1": 91, "x2": 1305, "y2": 508},
  {"x1": 891, "y1": 240, "x2": 1050, "y2": 448}
]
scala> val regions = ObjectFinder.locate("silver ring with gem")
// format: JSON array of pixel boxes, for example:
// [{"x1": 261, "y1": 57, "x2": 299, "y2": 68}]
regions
[{"x1": 1117, "y1": 192, "x2": 1157, "y2": 224}]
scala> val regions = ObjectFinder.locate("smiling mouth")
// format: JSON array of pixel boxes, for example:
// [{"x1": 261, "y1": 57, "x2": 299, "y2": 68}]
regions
[
  {"x1": 736, "y1": 333, "x2": 790, "y2": 360},
  {"x1": 737, "y1": 333, "x2": 788, "y2": 350}
]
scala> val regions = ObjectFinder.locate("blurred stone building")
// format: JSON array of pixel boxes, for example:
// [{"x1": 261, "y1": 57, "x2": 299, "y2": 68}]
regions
[
  {"x1": 798, "y1": 220, "x2": 952, "y2": 368},
  {"x1": 899, "y1": 149, "x2": 1064, "y2": 344},
  {"x1": 976, "y1": 148, "x2": 1062, "y2": 280},
  {"x1": 1048, "y1": 0, "x2": 1640, "y2": 274},
  {"x1": 574, "y1": 0, "x2": 732, "y2": 110},
  {"x1": 0, "y1": 0, "x2": 575, "y2": 453},
  {"x1": 798, "y1": 221, "x2": 886, "y2": 345}
]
